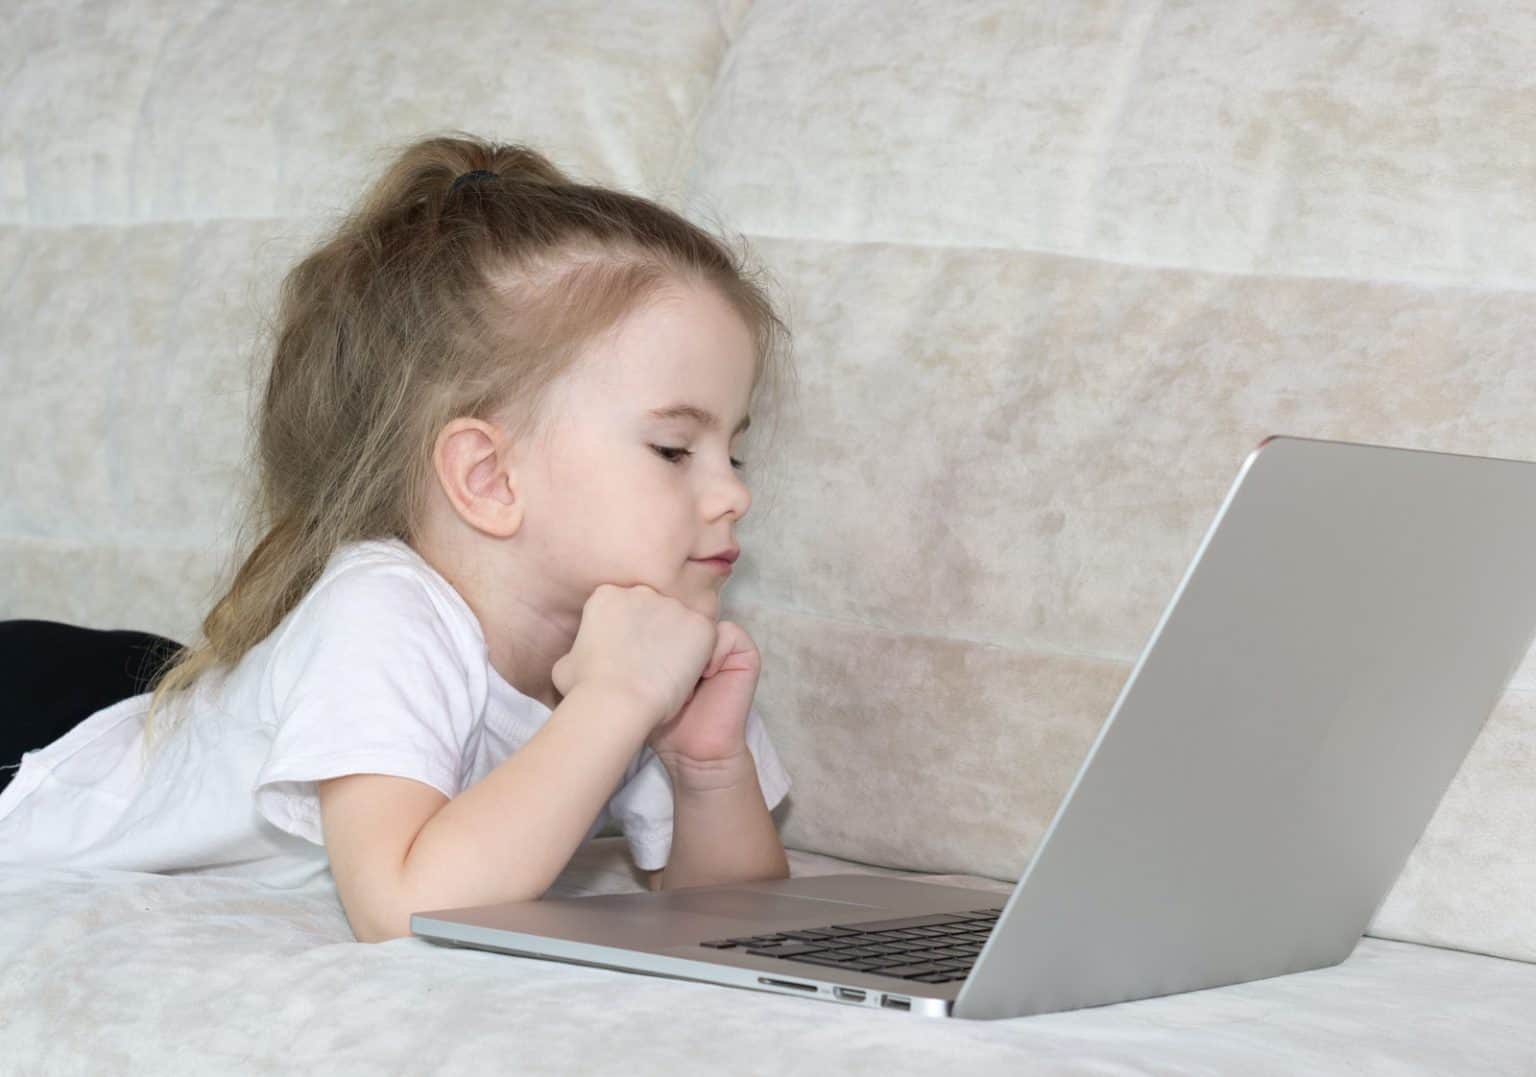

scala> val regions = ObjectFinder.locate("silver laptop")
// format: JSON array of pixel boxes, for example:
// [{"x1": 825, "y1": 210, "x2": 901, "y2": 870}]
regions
[{"x1": 412, "y1": 435, "x2": 1536, "y2": 1020}]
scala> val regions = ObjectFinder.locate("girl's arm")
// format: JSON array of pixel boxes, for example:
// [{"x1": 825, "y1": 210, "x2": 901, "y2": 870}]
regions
[
  {"x1": 318, "y1": 681, "x2": 659, "y2": 942},
  {"x1": 654, "y1": 754, "x2": 789, "y2": 890}
]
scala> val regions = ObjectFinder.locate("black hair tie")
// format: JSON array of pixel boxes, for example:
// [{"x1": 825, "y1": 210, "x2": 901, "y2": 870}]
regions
[{"x1": 448, "y1": 169, "x2": 498, "y2": 194}]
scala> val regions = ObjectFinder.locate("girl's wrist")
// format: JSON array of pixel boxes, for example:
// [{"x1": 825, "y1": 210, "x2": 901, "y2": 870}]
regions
[{"x1": 656, "y1": 748, "x2": 754, "y2": 793}]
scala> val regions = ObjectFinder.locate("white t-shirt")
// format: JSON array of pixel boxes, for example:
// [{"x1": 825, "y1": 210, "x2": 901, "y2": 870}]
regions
[{"x1": 0, "y1": 538, "x2": 791, "y2": 889}]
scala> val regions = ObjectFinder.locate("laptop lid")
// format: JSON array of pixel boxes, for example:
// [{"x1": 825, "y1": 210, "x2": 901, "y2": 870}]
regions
[{"x1": 953, "y1": 435, "x2": 1536, "y2": 1018}]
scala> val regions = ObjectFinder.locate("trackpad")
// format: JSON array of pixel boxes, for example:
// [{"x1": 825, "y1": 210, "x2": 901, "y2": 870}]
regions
[{"x1": 578, "y1": 888, "x2": 886, "y2": 922}]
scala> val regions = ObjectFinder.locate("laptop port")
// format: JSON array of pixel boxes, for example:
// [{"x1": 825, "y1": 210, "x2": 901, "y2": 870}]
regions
[
  {"x1": 833, "y1": 987, "x2": 866, "y2": 1002},
  {"x1": 881, "y1": 995, "x2": 911, "y2": 1011},
  {"x1": 757, "y1": 977, "x2": 817, "y2": 993}
]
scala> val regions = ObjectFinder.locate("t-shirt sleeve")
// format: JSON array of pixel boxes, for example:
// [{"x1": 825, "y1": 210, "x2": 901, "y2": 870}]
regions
[
  {"x1": 606, "y1": 703, "x2": 792, "y2": 871},
  {"x1": 253, "y1": 565, "x2": 481, "y2": 846}
]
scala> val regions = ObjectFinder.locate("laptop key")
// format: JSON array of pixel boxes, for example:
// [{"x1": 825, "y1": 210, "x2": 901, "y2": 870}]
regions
[
  {"x1": 828, "y1": 913, "x2": 977, "y2": 932},
  {"x1": 840, "y1": 959, "x2": 896, "y2": 972},
  {"x1": 874, "y1": 962, "x2": 947, "y2": 978},
  {"x1": 746, "y1": 942, "x2": 828, "y2": 958},
  {"x1": 791, "y1": 957, "x2": 880, "y2": 972},
  {"x1": 779, "y1": 954, "x2": 858, "y2": 969}
]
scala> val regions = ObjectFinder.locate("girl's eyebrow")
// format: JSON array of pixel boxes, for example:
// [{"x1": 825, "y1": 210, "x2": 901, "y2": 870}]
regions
[{"x1": 647, "y1": 403, "x2": 751, "y2": 435}]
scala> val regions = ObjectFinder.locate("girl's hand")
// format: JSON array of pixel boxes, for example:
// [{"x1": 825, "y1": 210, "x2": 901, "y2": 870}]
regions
[
  {"x1": 646, "y1": 620, "x2": 761, "y2": 776},
  {"x1": 551, "y1": 583, "x2": 716, "y2": 724}
]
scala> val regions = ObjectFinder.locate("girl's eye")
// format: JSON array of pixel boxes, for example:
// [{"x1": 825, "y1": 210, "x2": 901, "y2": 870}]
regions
[{"x1": 652, "y1": 445, "x2": 747, "y2": 471}]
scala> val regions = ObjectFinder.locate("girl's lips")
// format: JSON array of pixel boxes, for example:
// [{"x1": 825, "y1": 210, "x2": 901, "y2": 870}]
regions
[{"x1": 691, "y1": 557, "x2": 733, "y2": 575}]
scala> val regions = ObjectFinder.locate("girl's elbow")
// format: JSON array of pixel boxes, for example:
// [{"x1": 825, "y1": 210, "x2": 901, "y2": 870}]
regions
[{"x1": 343, "y1": 901, "x2": 414, "y2": 943}]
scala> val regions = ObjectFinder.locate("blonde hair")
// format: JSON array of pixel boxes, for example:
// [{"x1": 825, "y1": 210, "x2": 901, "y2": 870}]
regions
[{"x1": 142, "y1": 131, "x2": 796, "y2": 755}]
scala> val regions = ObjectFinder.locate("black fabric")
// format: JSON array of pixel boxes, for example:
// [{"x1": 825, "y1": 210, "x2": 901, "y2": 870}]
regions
[{"x1": 0, "y1": 619, "x2": 184, "y2": 794}]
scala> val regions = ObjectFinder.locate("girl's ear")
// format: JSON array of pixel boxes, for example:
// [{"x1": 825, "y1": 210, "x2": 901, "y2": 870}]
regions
[{"x1": 432, "y1": 417, "x2": 523, "y2": 539}]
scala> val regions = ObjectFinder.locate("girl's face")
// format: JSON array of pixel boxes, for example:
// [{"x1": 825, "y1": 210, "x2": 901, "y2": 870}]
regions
[{"x1": 521, "y1": 280, "x2": 755, "y2": 621}]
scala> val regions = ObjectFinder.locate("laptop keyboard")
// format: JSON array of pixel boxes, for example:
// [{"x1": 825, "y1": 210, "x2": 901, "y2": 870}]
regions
[{"x1": 698, "y1": 907, "x2": 1003, "y2": 985}]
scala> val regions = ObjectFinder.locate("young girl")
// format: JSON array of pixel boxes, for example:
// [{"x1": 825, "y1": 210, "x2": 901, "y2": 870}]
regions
[{"x1": 0, "y1": 133, "x2": 798, "y2": 942}]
